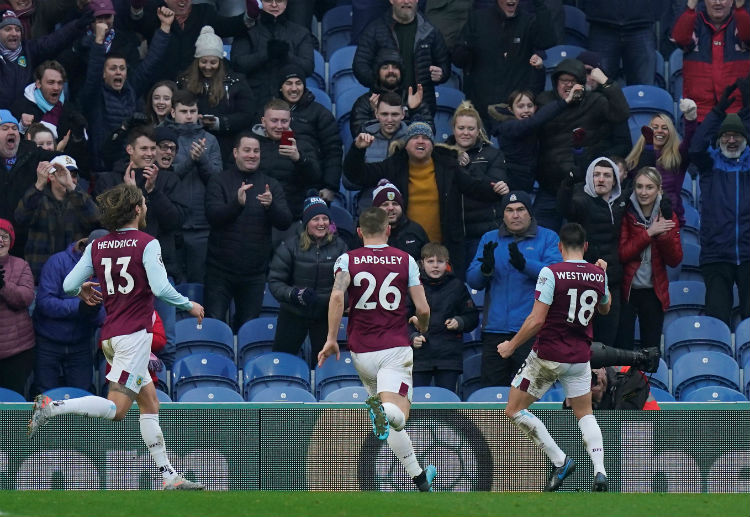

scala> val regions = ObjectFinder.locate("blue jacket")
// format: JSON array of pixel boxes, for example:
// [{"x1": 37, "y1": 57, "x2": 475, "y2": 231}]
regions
[
  {"x1": 33, "y1": 242, "x2": 104, "y2": 343},
  {"x1": 689, "y1": 107, "x2": 750, "y2": 266},
  {"x1": 466, "y1": 221, "x2": 561, "y2": 333}
]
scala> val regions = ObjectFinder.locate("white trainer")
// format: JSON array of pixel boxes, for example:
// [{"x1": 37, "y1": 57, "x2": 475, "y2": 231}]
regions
[
  {"x1": 28, "y1": 395, "x2": 53, "y2": 439},
  {"x1": 163, "y1": 475, "x2": 205, "y2": 490}
]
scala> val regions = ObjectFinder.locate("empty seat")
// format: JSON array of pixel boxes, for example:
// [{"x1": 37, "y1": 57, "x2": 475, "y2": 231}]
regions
[
  {"x1": 172, "y1": 352, "x2": 239, "y2": 401},
  {"x1": 412, "y1": 386, "x2": 461, "y2": 402},
  {"x1": 537, "y1": 387, "x2": 565, "y2": 402},
  {"x1": 178, "y1": 386, "x2": 245, "y2": 402},
  {"x1": 322, "y1": 385, "x2": 369, "y2": 402},
  {"x1": 622, "y1": 85, "x2": 675, "y2": 145},
  {"x1": 335, "y1": 84, "x2": 368, "y2": 151},
  {"x1": 308, "y1": 49, "x2": 326, "y2": 90},
  {"x1": 321, "y1": 5, "x2": 352, "y2": 59},
  {"x1": 682, "y1": 204, "x2": 701, "y2": 245},
  {"x1": 681, "y1": 174, "x2": 694, "y2": 207},
  {"x1": 681, "y1": 386, "x2": 747, "y2": 402},
  {"x1": 260, "y1": 285, "x2": 281, "y2": 316},
  {"x1": 647, "y1": 358, "x2": 670, "y2": 392},
  {"x1": 434, "y1": 86, "x2": 466, "y2": 141},
  {"x1": 0, "y1": 387, "x2": 25, "y2": 402},
  {"x1": 175, "y1": 283, "x2": 204, "y2": 320},
  {"x1": 314, "y1": 351, "x2": 361, "y2": 400},
  {"x1": 155, "y1": 389, "x2": 172, "y2": 403},
  {"x1": 243, "y1": 352, "x2": 311, "y2": 401},
  {"x1": 307, "y1": 86, "x2": 333, "y2": 112},
  {"x1": 250, "y1": 386, "x2": 316, "y2": 402},
  {"x1": 43, "y1": 387, "x2": 93, "y2": 400},
  {"x1": 463, "y1": 326, "x2": 483, "y2": 360},
  {"x1": 563, "y1": 5, "x2": 589, "y2": 47},
  {"x1": 663, "y1": 315, "x2": 732, "y2": 367},
  {"x1": 649, "y1": 387, "x2": 675, "y2": 402},
  {"x1": 237, "y1": 316, "x2": 278, "y2": 366},
  {"x1": 461, "y1": 353, "x2": 482, "y2": 400},
  {"x1": 175, "y1": 317, "x2": 234, "y2": 361},
  {"x1": 329, "y1": 46, "x2": 360, "y2": 100},
  {"x1": 671, "y1": 351, "x2": 740, "y2": 399},
  {"x1": 735, "y1": 318, "x2": 750, "y2": 366},
  {"x1": 674, "y1": 243, "x2": 701, "y2": 282},
  {"x1": 466, "y1": 386, "x2": 510, "y2": 403},
  {"x1": 664, "y1": 280, "x2": 706, "y2": 331}
]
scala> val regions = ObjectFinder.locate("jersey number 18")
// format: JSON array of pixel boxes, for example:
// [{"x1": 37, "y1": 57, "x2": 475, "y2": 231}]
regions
[{"x1": 565, "y1": 288, "x2": 597, "y2": 325}]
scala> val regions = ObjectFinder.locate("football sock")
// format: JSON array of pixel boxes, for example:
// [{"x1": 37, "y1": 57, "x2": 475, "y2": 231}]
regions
[
  {"x1": 387, "y1": 428, "x2": 422, "y2": 478},
  {"x1": 382, "y1": 402, "x2": 405, "y2": 431},
  {"x1": 579, "y1": 414, "x2": 606, "y2": 475},
  {"x1": 48, "y1": 396, "x2": 116, "y2": 420},
  {"x1": 139, "y1": 414, "x2": 177, "y2": 481},
  {"x1": 511, "y1": 409, "x2": 567, "y2": 467}
]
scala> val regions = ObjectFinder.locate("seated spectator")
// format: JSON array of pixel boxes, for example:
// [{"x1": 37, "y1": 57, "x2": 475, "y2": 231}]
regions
[
  {"x1": 689, "y1": 80, "x2": 749, "y2": 326},
  {"x1": 568, "y1": 366, "x2": 660, "y2": 411},
  {"x1": 177, "y1": 26, "x2": 254, "y2": 165},
  {"x1": 14, "y1": 155, "x2": 99, "y2": 282},
  {"x1": 465, "y1": 191, "x2": 561, "y2": 387},
  {"x1": 617, "y1": 167, "x2": 682, "y2": 351},
  {"x1": 204, "y1": 132, "x2": 292, "y2": 331},
  {"x1": 672, "y1": 0, "x2": 750, "y2": 122},
  {"x1": 0, "y1": 218, "x2": 34, "y2": 398},
  {"x1": 267, "y1": 195, "x2": 348, "y2": 367},
  {"x1": 625, "y1": 100, "x2": 699, "y2": 227},
  {"x1": 489, "y1": 85, "x2": 582, "y2": 193},
  {"x1": 372, "y1": 180, "x2": 428, "y2": 263},
  {"x1": 145, "y1": 80, "x2": 177, "y2": 127},
  {"x1": 349, "y1": 48, "x2": 432, "y2": 137},
  {"x1": 32, "y1": 229, "x2": 106, "y2": 394},
  {"x1": 410, "y1": 242, "x2": 478, "y2": 392},
  {"x1": 444, "y1": 101, "x2": 508, "y2": 264}
]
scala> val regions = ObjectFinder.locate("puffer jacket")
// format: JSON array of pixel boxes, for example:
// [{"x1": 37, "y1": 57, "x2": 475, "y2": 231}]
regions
[
  {"x1": 267, "y1": 231, "x2": 348, "y2": 319},
  {"x1": 0, "y1": 253, "x2": 34, "y2": 360}
]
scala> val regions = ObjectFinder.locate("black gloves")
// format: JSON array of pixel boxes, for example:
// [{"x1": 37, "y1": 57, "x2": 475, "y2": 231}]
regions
[
  {"x1": 479, "y1": 241, "x2": 497, "y2": 276},
  {"x1": 641, "y1": 125, "x2": 654, "y2": 146},
  {"x1": 716, "y1": 82, "x2": 738, "y2": 113},
  {"x1": 291, "y1": 287, "x2": 317, "y2": 307},
  {"x1": 0, "y1": 265, "x2": 4, "y2": 290},
  {"x1": 660, "y1": 196, "x2": 673, "y2": 220},
  {"x1": 508, "y1": 241, "x2": 526, "y2": 271},
  {"x1": 267, "y1": 39, "x2": 290, "y2": 60}
]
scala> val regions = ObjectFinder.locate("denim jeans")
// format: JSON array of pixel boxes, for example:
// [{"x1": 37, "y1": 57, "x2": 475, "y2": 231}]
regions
[
  {"x1": 34, "y1": 335, "x2": 93, "y2": 393},
  {"x1": 588, "y1": 25, "x2": 656, "y2": 86}
]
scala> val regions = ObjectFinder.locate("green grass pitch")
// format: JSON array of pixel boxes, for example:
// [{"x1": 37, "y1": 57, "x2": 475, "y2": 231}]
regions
[{"x1": 0, "y1": 492, "x2": 748, "y2": 517}]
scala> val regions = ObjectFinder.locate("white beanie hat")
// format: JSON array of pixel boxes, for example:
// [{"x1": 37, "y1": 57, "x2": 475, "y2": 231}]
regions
[{"x1": 194, "y1": 26, "x2": 224, "y2": 59}]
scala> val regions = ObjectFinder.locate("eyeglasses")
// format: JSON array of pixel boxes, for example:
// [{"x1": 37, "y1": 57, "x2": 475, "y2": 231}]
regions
[
  {"x1": 158, "y1": 143, "x2": 177, "y2": 152},
  {"x1": 0, "y1": 234, "x2": 10, "y2": 242},
  {"x1": 557, "y1": 78, "x2": 577, "y2": 86}
]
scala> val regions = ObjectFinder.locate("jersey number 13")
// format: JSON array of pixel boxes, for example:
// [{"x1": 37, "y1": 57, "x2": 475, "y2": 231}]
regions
[{"x1": 101, "y1": 256, "x2": 135, "y2": 295}]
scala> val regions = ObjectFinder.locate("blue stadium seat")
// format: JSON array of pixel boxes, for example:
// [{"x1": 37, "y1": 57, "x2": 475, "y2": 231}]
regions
[
  {"x1": 223, "y1": 43, "x2": 231, "y2": 61},
  {"x1": 543, "y1": 45, "x2": 586, "y2": 90},
  {"x1": 243, "y1": 352, "x2": 311, "y2": 401},
  {"x1": 682, "y1": 204, "x2": 700, "y2": 244},
  {"x1": 466, "y1": 386, "x2": 510, "y2": 403},
  {"x1": 466, "y1": 284, "x2": 484, "y2": 309},
  {"x1": 43, "y1": 387, "x2": 93, "y2": 400},
  {"x1": 314, "y1": 351, "x2": 361, "y2": 400},
  {"x1": 307, "y1": 86, "x2": 333, "y2": 112},
  {"x1": 412, "y1": 386, "x2": 461, "y2": 402},
  {"x1": 172, "y1": 352, "x2": 239, "y2": 401},
  {"x1": 308, "y1": 49, "x2": 326, "y2": 91},
  {"x1": 664, "y1": 315, "x2": 732, "y2": 367},
  {"x1": 434, "y1": 86, "x2": 466, "y2": 142},
  {"x1": 322, "y1": 385, "x2": 369, "y2": 402},
  {"x1": 175, "y1": 317, "x2": 234, "y2": 361},
  {"x1": 672, "y1": 351, "x2": 740, "y2": 399},
  {"x1": 260, "y1": 284, "x2": 281, "y2": 316},
  {"x1": 335, "y1": 83, "x2": 368, "y2": 151},
  {"x1": 735, "y1": 318, "x2": 750, "y2": 367},
  {"x1": 156, "y1": 389, "x2": 172, "y2": 403},
  {"x1": 329, "y1": 46, "x2": 360, "y2": 100},
  {"x1": 649, "y1": 387, "x2": 675, "y2": 402},
  {"x1": 668, "y1": 48, "x2": 683, "y2": 101},
  {"x1": 563, "y1": 5, "x2": 589, "y2": 47},
  {"x1": 443, "y1": 64, "x2": 463, "y2": 91},
  {"x1": 237, "y1": 316, "x2": 278, "y2": 366},
  {"x1": 178, "y1": 386, "x2": 245, "y2": 402},
  {"x1": 682, "y1": 386, "x2": 747, "y2": 402},
  {"x1": 175, "y1": 283, "x2": 204, "y2": 320},
  {"x1": 250, "y1": 386, "x2": 317, "y2": 402},
  {"x1": 663, "y1": 280, "x2": 706, "y2": 332},
  {"x1": 654, "y1": 50, "x2": 666, "y2": 90},
  {"x1": 622, "y1": 85, "x2": 676, "y2": 146},
  {"x1": 463, "y1": 326, "x2": 483, "y2": 360},
  {"x1": 648, "y1": 358, "x2": 670, "y2": 392},
  {"x1": 461, "y1": 353, "x2": 482, "y2": 400},
  {"x1": 538, "y1": 387, "x2": 565, "y2": 402},
  {"x1": 671, "y1": 243, "x2": 701, "y2": 283},
  {"x1": 155, "y1": 362, "x2": 170, "y2": 395},
  {"x1": 0, "y1": 387, "x2": 25, "y2": 402},
  {"x1": 681, "y1": 174, "x2": 694, "y2": 207},
  {"x1": 321, "y1": 5, "x2": 352, "y2": 59},
  {"x1": 329, "y1": 206, "x2": 356, "y2": 259}
]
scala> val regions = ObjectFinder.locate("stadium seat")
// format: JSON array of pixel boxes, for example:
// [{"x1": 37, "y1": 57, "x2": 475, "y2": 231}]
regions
[
  {"x1": 622, "y1": 85, "x2": 676, "y2": 146},
  {"x1": 649, "y1": 387, "x2": 675, "y2": 402},
  {"x1": 681, "y1": 386, "x2": 747, "y2": 402},
  {"x1": 443, "y1": 64, "x2": 463, "y2": 91},
  {"x1": 175, "y1": 283, "x2": 204, "y2": 320},
  {"x1": 155, "y1": 389, "x2": 172, "y2": 403},
  {"x1": 155, "y1": 362, "x2": 170, "y2": 395},
  {"x1": 654, "y1": 50, "x2": 666, "y2": 90},
  {"x1": 735, "y1": 318, "x2": 750, "y2": 366},
  {"x1": 466, "y1": 285, "x2": 484, "y2": 309},
  {"x1": 43, "y1": 387, "x2": 93, "y2": 400},
  {"x1": 321, "y1": 5, "x2": 352, "y2": 59},
  {"x1": 178, "y1": 386, "x2": 245, "y2": 402},
  {"x1": 0, "y1": 387, "x2": 25, "y2": 402},
  {"x1": 678, "y1": 243, "x2": 702, "y2": 282},
  {"x1": 671, "y1": 351, "x2": 740, "y2": 400},
  {"x1": 322, "y1": 385, "x2": 369, "y2": 402},
  {"x1": 175, "y1": 317, "x2": 234, "y2": 361},
  {"x1": 314, "y1": 351, "x2": 362, "y2": 400},
  {"x1": 237, "y1": 316, "x2": 278, "y2": 366},
  {"x1": 223, "y1": 43, "x2": 231, "y2": 61},
  {"x1": 461, "y1": 353, "x2": 482, "y2": 400},
  {"x1": 668, "y1": 48, "x2": 683, "y2": 101},
  {"x1": 250, "y1": 386, "x2": 317, "y2": 402},
  {"x1": 463, "y1": 326, "x2": 483, "y2": 360},
  {"x1": 329, "y1": 46, "x2": 360, "y2": 100},
  {"x1": 434, "y1": 86, "x2": 466, "y2": 141},
  {"x1": 308, "y1": 49, "x2": 326, "y2": 91},
  {"x1": 412, "y1": 386, "x2": 461, "y2": 402},
  {"x1": 466, "y1": 386, "x2": 511, "y2": 403},
  {"x1": 243, "y1": 352, "x2": 311, "y2": 401},
  {"x1": 335, "y1": 83, "x2": 368, "y2": 151},
  {"x1": 538, "y1": 387, "x2": 565, "y2": 402},
  {"x1": 562, "y1": 5, "x2": 589, "y2": 47},
  {"x1": 647, "y1": 358, "x2": 670, "y2": 393},
  {"x1": 307, "y1": 86, "x2": 333, "y2": 113},
  {"x1": 681, "y1": 174, "x2": 694, "y2": 207},
  {"x1": 542, "y1": 45, "x2": 586, "y2": 90},
  {"x1": 663, "y1": 280, "x2": 706, "y2": 332},
  {"x1": 663, "y1": 315, "x2": 732, "y2": 367},
  {"x1": 172, "y1": 352, "x2": 239, "y2": 401},
  {"x1": 260, "y1": 284, "x2": 281, "y2": 316}
]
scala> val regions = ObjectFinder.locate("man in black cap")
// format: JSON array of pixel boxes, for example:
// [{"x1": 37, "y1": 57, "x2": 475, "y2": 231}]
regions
[{"x1": 466, "y1": 190, "x2": 562, "y2": 387}]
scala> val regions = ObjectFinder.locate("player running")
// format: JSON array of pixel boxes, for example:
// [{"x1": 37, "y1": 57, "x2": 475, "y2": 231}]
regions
[
  {"x1": 497, "y1": 222, "x2": 611, "y2": 492},
  {"x1": 28, "y1": 184, "x2": 205, "y2": 490},
  {"x1": 318, "y1": 207, "x2": 436, "y2": 492}
]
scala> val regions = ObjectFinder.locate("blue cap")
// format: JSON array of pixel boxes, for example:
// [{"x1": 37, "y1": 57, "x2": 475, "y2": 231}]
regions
[{"x1": 0, "y1": 109, "x2": 19, "y2": 127}]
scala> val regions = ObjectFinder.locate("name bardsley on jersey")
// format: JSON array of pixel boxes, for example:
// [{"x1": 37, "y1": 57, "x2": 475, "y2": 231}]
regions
[
  {"x1": 97, "y1": 239, "x2": 139, "y2": 249},
  {"x1": 555, "y1": 270, "x2": 604, "y2": 282},
  {"x1": 352, "y1": 254, "x2": 404, "y2": 265}
]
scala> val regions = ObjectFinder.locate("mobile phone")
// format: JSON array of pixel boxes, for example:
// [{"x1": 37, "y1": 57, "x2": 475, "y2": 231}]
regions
[{"x1": 280, "y1": 130, "x2": 294, "y2": 146}]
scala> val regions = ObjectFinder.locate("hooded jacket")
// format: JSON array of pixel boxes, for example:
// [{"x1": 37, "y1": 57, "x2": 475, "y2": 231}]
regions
[{"x1": 0, "y1": 253, "x2": 34, "y2": 360}]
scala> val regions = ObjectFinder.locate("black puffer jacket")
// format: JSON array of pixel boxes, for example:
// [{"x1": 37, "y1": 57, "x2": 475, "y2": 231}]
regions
[
  {"x1": 410, "y1": 271, "x2": 478, "y2": 371},
  {"x1": 388, "y1": 216, "x2": 429, "y2": 263},
  {"x1": 353, "y1": 12, "x2": 451, "y2": 116},
  {"x1": 583, "y1": 0, "x2": 656, "y2": 29},
  {"x1": 267, "y1": 232, "x2": 348, "y2": 319},
  {"x1": 205, "y1": 166, "x2": 292, "y2": 277}
]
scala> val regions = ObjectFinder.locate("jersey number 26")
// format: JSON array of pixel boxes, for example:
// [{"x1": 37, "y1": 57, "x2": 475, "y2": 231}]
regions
[{"x1": 353, "y1": 271, "x2": 401, "y2": 311}]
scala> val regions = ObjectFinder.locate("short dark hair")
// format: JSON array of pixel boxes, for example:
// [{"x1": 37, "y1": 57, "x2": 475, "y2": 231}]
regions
[
  {"x1": 126, "y1": 126, "x2": 156, "y2": 147},
  {"x1": 34, "y1": 60, "x2": 67, "y2": 82},
  {"x1": 103, "y1": 52, "x2": 128, "y2": 65},
  {"x1": 233, "y1": 130, "x2": 260, "y2": 149},
  {"x1": 559, "y1": 222, "x2": 586, "y2": 250},
  {"x1": 171, "y1": 89, "x2": 198, "y2": 109},
  {"x1": 593, "y1": 159, "x2": 614, "y2": 170},
  {"x1": 377, "y1": 91, "x2": 403, "y2": 109},
  {"x1": 358, "y1": 207, "x2": 388, "y2": 237},
  {"x1": 263, "y1": 98, "x2": 291, "y2": 114},
  {"x1": 26, "y1": 122, "x2": 55, "y2": 142}
]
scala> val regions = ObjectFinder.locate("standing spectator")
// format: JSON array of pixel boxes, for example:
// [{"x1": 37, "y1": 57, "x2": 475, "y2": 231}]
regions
[
  {"x1": 14, "y1": 155, "x2": 99, "y2": 282},
  {"x1": 372, "y1": 179, "x2": 428, "y2": 263},
  {"x1": 230, "y1": 0, "x2": 315, "y2": 118},
  {"x1": 177, "y1": 26, "x2": 255, "y2": 164},
  {"x1": 424, "y1": 0, "x2": 472, "y2": 49},
  {"x1": 689, "y1": 81, "x2": 749, "y2": 326},
  {"x1": 466, "y1": 191, "x2": 561, "y2": 387},
  {"x1": 451, "y1": 0, "x2": 555, "y2": 128},
  {"x1": 204, "y1": 132, "x2": 292, "y2": 331},
  {"x1": 582, "y1": 0, "x2": 657, "y2": 85},
  {"x1": 0, "y1": 218, "x2": 34, "y2": 398},
  {"x1": 0, "y1": 0, "x2": 88, "y2": 39},
  {"x1": 33, "y1": 229, "x2": 107, "y2": 394},
  {"x1": 353, "y1": 0, "x2": 451, "y2": 117},
  {"x1": 617, "y1": 167, "x2": 682, "y2": 351},
  {"x1": 445, "y1": 101, "x2": 509, "y2": 264},
  {"x1": 625, "y1": 100, "x2": 699, "y2": 227},
  {"x1": 267, "y1": 195, "x2": 348, "y2": 367},
  {"x1": 275, "y1": 64, "x2": 342, "y2": 205},
  {"x1": 145, "y1": 80, "x2": 177, "y2": 126},
  {"x1": 410, "y1": 242, "x2": 478, "y2": 392},
  {"x1": 672, "y1": 0, "x2": 750, "y2": 122}
]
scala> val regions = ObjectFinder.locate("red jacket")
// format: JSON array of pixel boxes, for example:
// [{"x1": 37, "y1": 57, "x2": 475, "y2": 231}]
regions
[
  {"x1": 617, "y1": 366, "x2": 660, "y2": 410},
  {"x1": 619, "y1": 206, "x2": 682, "y2": 311}
]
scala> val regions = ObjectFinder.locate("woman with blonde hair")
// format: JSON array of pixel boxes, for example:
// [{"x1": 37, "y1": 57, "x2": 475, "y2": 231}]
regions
[
  {"x1": 624, "y1": 99, "x2": 698, "y2": 226},
  {"x1": 617, "y1": 167, "x2": 682, "y2": 351}
]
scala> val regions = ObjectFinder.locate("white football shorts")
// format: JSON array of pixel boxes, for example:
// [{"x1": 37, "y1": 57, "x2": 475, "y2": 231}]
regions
[
  {"x1": 511, "y1": 350, "x2": 591, "y2": 400},
  {"x1": 102, "y1": 329, "x2": 153, "y2": 394},
  {"x1": 351, "y1": 346, "x2": 413, "y2": 402}
]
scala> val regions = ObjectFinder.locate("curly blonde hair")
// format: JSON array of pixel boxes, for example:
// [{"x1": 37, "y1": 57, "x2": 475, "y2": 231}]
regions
[{"x1": 97, "y1": 184, "x2": 143, "y2": 232}]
